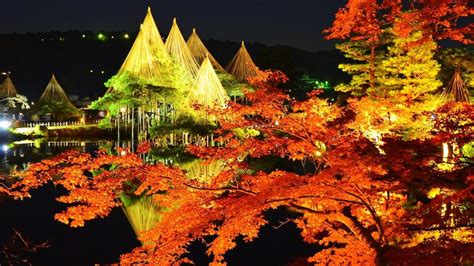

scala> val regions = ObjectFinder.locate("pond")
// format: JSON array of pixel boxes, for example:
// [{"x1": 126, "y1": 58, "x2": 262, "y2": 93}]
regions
[
  {"x1": 0, "y1": 140, "x2": 140, "y2": 265},
  {"x1": 1, "y1": 139, "x2": 317, "y2": 265}
]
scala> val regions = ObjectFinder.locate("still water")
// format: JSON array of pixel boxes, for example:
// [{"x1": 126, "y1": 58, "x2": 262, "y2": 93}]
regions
[
  {"x1": 0, "y1": 139, "x2": 140, "y2": 265},
  {"x1": 1, "y1": 139, "x2": 316, "y2": 265}
]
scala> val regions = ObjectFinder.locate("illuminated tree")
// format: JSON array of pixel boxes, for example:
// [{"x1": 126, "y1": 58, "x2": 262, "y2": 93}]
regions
[
  {"x1": 30, "y1": 74, "x2": 82, "y2": 121},
  {"x1": 325, "y1": 0, "x2": 395, "y2": 92},
  {"x1": 393, "y1": 0, "x2": 473, "y2": 45},
  {"x1": 4, "y1": 71, "x2": 473, "y2": 264},
  {"x1": 189, "y1": 56, "x2": 230, "y2": 123},
  {"x1": 379, "y1": 30, "x2": 442, "y2": 101},
  {"x1": 334, "y1": 41, "x2": 383, "y2": 96},
  {"x1": 93, "y1": 8, "x2": 196, "y2": 128}
]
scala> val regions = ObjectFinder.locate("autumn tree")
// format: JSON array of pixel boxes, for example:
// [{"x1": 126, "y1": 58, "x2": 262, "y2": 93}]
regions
[
  {"x1": 393, "y1": 0, "x2": 473, "y2": 45},
  {"x1": 325, "y1": 0, "x2": 402, "y2": 94},
  {"x1": 2, "y1": 70, "x2": 472, "y2": 264}
]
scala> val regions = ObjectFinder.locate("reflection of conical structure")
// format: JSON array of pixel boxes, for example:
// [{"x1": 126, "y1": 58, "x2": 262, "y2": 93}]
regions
[
  {"x1": 165, "y1": 18, "x2": 199, "y2": 78},
  {"x1": 0, "y1": 74, "x2": 17, "y2": 98},
  {"x1": 180, "y1": 159, "x2": 226, "y2": 183},
  {"x1": 38, "y1": 74, "x2": 75, "y2": 106},
  {"x1": 121, "y1": 196, "x2": 162, "y2": 243},
  {"x1": 187, "y1": 28, "x2": 225, "y2": 72},
  {"x1": 117, "y1": 7, "x2": 169, "y2": 82},
  {"x1": 442, "y1": 71, "x2": 470, "y2": 103},
  {"x1": 226, "y1": 41, "x2": 259, "y2": 82},
  {"x1": 189, "y1": 57, "x2": 229, "y2": 110}
]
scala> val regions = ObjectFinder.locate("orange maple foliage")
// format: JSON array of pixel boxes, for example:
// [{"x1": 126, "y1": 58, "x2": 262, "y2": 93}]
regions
[{"x1": 2, "y1": 70, "x2": 472, "y2": 265}]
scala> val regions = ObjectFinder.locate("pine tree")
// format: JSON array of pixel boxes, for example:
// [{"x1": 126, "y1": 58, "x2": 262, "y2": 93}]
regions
[
  {"x1": 335, "y1": 41, "x2": 381, "y2": 96},
  {"x1": 379, "y1": 30, "x2": 442, "y2": 102}
]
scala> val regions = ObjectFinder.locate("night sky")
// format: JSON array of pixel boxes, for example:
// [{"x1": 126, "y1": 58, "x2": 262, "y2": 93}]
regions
[{"x1": 0, "y1": 0, "x2": 345, "y2": 51}]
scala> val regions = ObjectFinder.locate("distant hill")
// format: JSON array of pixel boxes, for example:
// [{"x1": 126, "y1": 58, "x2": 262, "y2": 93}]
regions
[{"x1": 0, "y1": 31, "x2": 348, "y2": 101}]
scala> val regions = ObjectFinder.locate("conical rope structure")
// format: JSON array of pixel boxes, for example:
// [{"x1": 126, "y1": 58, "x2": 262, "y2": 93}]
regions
[
  {"x1": 117, "y1": 7, "x2": 169, "y2": 84},
  {"x1": 442, "y1": 71, "x2": 470, "y2": 103},
  {"x1": 226, "y1": 41, "x2": 259, "y2": 83},
  {"x1": 0, "y1": 74, "x2": 18, "y2": 98},
  {"x1": 38, "y1": 74, "x2": 76, "y2": 107},
  {"x1": 189, "y1": 56, "x2": 230, "y2": 111},
  {"x1": 165, "y1": 18, "x2": 200, "y2": 78},
  {"x1": 187, "y1": 28, "x2": 225, "y2": 73}
]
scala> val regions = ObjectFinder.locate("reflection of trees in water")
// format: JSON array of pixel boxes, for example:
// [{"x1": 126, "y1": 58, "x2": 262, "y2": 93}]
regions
[
  {"x1": 120, "y1": 195, "x2": 164, "y2": 244},
  {"x1": 4, "y1": 140, "x2": 106, "y2": 172},
  {"x1": 179, "y1": 159, "x2": 226, "y2": 183},
  {"x1": 120, "y1": 154, "x2": 226, "y2": 244}
]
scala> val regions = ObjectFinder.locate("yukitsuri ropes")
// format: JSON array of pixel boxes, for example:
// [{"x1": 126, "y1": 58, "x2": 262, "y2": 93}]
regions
[
  {"x1": 226, "y1": 41, "x2": 259, "y2": 83},
  {"x1": 187, "y1": 28, "x2": 225, "y2": 73}
]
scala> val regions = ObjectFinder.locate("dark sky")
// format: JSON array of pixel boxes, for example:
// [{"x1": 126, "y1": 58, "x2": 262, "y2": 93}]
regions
[{"x1": 0, "y1": 0, "x2": 345, "y2": 51}]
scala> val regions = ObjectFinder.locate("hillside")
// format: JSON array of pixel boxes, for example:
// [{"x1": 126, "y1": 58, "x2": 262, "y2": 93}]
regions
[{"x1": 0, "y1": 31, "x2": 348, "y2": 101}]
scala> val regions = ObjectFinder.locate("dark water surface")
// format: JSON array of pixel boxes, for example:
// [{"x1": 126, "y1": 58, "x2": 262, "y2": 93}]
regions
[
  {"x1": 1, "y1": 140, "x2": 317, "y2": 265},
  {"x1": 0, "y1": 140, "x2": 139, "y2": 265}
]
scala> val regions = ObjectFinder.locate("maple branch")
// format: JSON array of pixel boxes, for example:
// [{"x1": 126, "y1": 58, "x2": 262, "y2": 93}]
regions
[
  {"x1": 288, "y1": 202, "x2": 327, "y2": 214},
  {"x1": 272, "y1": 218, "x2": 294, "y2": 230},
  {"x1": 408, "y1": 225, "x2": 473, "y2": 232},
  {"x1": 265, "y1": 195, "x2": 364, "y2": 206},
  {"x1": 289, "y1": 203, "x2": 381, "y2": 255},
  {"x1": 284, "y1": 114, "x2": 316, "y2": 144},
  {"x1": 184, "y1": 183, "x2": 257, "y2": 196},
  {"x1": 346, "y1": 185, "x2": 386, "y2": 244}
]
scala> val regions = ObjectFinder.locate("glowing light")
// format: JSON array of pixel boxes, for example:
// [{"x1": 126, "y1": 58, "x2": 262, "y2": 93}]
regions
[
  {"x1": 90, "y1": 70, "x2": 94, "y2": 73},
  {"x1": 364, "y1": 130, "x2": 386, "y2": 154},
  {"x1": 427, "y1": 188, "x2": 441, "y2": 199},
  {"x1": 82, "y1": 34, "x2": 86, "y2": 38},
  {"x1": 389, "y1": 114, "x2": 398, "y2": 122},
  {"x1": 442, "y1": 142, "x2": 449, "y2": 162},
  {"x1": 2, "y1": 144, "x2": 9, "y2": 152},
  {"x1": 97, "y1": 33, "x2": 106, "y2": 41},
  {"x1": 124, "y1": 33, "x2": 130, "y2": 39},
  {"x1": 0, "y1": 120, "x2": 12, "y2": 130},
  {"x1": 101, "y1": 70, "x2": 105, "y2": 74}
]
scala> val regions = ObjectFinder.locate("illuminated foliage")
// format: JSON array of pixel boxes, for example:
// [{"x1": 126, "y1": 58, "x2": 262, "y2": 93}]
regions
[
  {"x1": 325, "y1": 0, "x2": 396, "y2": 90},
  {"x1": 4, "y1": 70, "x2": 473, "y2": 264},
  {"x1": 379, "y1": 30, "x2": 442, "y2": 101},
  {"x1": 189, "y1": 57, "x2": 230, "y2": 123},
  {"x1": 2, "y1": 2, "x2": 473, "y2": 265},
  {"x1": 117, "y1": 7, "x2": 169, "y2": 83}
]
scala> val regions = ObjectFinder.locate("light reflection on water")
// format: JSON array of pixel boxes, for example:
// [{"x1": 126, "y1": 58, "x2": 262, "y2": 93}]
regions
[{"x1": 0, "y1": 139, "x2": 134, "y2": 174}]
